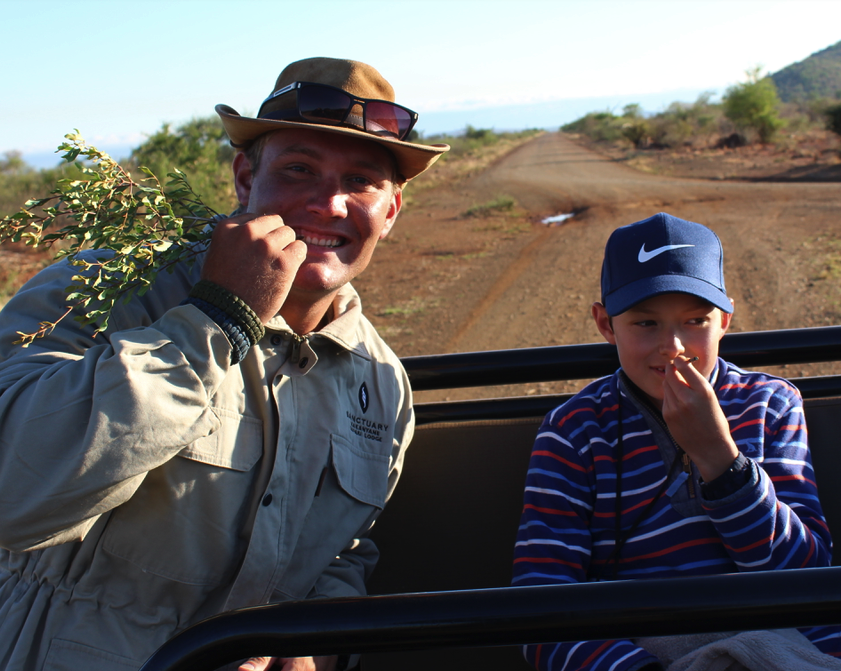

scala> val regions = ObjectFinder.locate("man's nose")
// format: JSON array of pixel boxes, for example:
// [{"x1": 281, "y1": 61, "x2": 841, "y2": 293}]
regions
[{"x1": 307, "y1": 182, "x2": 348, "y2": 218}]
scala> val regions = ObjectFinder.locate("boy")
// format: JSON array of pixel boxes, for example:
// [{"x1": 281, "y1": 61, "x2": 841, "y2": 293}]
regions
[{"x1": 512, "y1": 213, "x2": 841, "y2": 671}]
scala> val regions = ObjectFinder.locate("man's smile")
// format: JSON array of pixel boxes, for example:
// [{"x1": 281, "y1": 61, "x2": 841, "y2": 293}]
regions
[{"x1": 297, "y1": 233, "x2": 346, "y2": 248}]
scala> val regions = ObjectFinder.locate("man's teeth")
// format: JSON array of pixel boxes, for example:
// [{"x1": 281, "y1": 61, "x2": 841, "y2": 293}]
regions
[{"x1": 298, "y1": 235, "x2": 342, "y2": 248}]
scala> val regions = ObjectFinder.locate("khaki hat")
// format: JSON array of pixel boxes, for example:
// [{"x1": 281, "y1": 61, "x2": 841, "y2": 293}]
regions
[{"x1": 216, "y1": 57, "x2": 449, "y2": 181}]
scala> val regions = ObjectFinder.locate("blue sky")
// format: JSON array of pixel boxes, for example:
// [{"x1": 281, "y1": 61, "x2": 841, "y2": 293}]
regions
[{"x1": 2, "y1": 0, "x2": 840, "y2": 167}]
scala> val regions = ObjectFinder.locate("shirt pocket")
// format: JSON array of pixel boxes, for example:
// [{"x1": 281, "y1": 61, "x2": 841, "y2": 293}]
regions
[
  {"x1": 273, "y1": 434, "x2": 389, "y2": 600},
  {"x1": 331, "y1": 433, "x2": 390, "y2": 509},
  {"x1": 101, "y1": 409, "x2": 263, "y2": 585},
  {"x1": 43, "y1": 638, "x2": 139, "y2": 671}
]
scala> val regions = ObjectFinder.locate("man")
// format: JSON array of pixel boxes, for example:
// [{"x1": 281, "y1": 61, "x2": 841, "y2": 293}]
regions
[{"x1": 0, "y1": 58, "x2": 448, "y2": 671}]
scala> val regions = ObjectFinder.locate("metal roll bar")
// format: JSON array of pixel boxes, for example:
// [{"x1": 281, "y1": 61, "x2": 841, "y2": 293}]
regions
[
  {"x1": 414, "y1": 374, "x2": 841, "y2": 425},
  {"x1": 141, "y1": 566, "x2": 841, "y2": 671},
  {"x1": 402, "y1": 325, "x2": 841, "y2": 391}
]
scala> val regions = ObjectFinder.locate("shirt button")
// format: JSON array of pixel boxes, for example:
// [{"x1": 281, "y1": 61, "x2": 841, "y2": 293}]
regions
[
  {"x1": 299, "y1": 357, "x2": 309, "y2": 369},
  {"x1": 270, "y1": 335, "x2": 283, "y2": 346},
  {"x1": 262, "y1": 493, "x2": 273, "y2": 506}
]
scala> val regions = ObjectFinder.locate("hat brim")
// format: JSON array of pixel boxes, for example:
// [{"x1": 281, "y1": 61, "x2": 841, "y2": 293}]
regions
[
  {"x1": 216, "y1": 104, "x2": 448, "y2": 182},
  {"x1": 604, "y1": 275, "x2": 734, "y2": 317}
]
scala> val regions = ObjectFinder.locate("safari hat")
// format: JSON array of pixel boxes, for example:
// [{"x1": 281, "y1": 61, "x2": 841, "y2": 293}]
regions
[
  {"x1": 216, "y1": 57, "x2": 448, "y2": 181},
  {"x1": 600, "y1": 212, "x2": 733, "y2": 317}
]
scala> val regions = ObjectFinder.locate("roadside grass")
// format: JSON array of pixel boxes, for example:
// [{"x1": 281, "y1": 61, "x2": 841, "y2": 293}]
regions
[
  {"x1": 379, "y1": 296, "x2": 441, "y2": 319},
  {"x1": 809, "y1": 236, "x2": 841, "y2": 281},
  {"x1": 407, "y1": 128, "x2": 543, "y2": 194},
  {"x1": 463, "y1": 195, "x2": 516, "y2": 218}
]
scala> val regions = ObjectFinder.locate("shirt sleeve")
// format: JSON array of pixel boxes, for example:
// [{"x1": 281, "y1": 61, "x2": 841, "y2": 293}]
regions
[
  {"x1": 0, "y1": 260, "x2": 232, "y2": 551},
  {"x1": 701, "y1": 381, "x2": 832, "y2": 571},
  {"x1": 512, "y1": 409, "x2": 658, "y2": 671}
]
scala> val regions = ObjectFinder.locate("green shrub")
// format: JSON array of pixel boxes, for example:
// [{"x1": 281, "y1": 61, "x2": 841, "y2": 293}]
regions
[
  {"x1": 621, "y1": 119, "x2": 650, "y2": 148},
  {"x1": 562, "y1": 111, "x2": 626, "y2": 143},
  {"x1": 127, "y1": 117, "x2": 237, "y2": 215},
  {"x1": 826, "y1": 103, "x2": 841, "y2": 136},
  {"x1": 425, "y1": 127, "x2": 541, "y2": 160},
  {"x1": 723, "y1": 67, "x2": 785, "y2": 143}
]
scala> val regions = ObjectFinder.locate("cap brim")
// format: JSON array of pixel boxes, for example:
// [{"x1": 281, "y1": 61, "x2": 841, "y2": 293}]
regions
[
  {"x1": 216, "y1": 104, "x2": 448, "y2": 182},
  {"x1": 604, "y1": 275, "x2": 734, "y2": 316}
]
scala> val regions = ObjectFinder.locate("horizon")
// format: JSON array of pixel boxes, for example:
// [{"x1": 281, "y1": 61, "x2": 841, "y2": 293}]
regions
[{"x1": 2, "y1": 0, "x2": 840, "y2": 168}]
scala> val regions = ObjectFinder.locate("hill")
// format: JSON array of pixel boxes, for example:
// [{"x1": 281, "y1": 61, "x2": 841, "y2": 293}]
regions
[{"x1": 771, "y1": 40, "x2": 841, "y2": 101}]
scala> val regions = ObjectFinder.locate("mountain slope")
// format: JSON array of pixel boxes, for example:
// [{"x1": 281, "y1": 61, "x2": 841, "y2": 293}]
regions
[{"x1": 771, "y1": 40, "x2": 841, "y2": 101}]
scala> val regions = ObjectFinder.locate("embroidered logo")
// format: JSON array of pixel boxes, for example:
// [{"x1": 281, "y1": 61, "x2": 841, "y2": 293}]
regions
[
  {"x1": 638, "y1": 243, "x2": 694, "y2": 263},
  {"x1": 359, "y1": 382, "x2": 369, "y2": 414}
]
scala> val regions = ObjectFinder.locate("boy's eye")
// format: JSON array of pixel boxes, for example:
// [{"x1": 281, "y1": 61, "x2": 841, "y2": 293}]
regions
[{"x1": 635, "y1": 320, "x2": 656, "y2": 327}]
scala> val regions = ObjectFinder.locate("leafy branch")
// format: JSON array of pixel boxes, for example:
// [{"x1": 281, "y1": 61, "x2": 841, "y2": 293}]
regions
[{"x1": 0, "y1": 131, "x2": 218, "y2": 346}]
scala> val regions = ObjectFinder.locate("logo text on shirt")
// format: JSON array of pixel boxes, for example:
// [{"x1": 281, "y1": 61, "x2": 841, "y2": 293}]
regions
[{"x1": 346, "y1": 411, "x2": 389, "y2": 442}]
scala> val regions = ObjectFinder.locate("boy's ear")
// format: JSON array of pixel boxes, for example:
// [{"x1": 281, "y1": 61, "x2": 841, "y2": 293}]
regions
[
  {"x1": 719, "y1": 298, "x2": 735, "y2": 338},
  {"x1": 592, "y1": 302, "x2": 617, "y2": 345}
]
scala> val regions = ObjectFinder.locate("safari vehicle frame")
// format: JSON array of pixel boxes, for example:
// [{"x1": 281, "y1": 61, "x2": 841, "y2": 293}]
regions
[{"x1": 141, "y1": 326, "x2": 841, "y2": 671}]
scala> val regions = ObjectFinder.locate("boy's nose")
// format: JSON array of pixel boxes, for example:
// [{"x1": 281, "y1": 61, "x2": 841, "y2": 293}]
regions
[{"x1": 659, "y1": 332, "x2": 685, "y2": 358}]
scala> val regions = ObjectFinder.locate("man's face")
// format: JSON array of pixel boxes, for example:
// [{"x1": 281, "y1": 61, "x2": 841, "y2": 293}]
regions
[
  {"x1": 592, "y1": 293, "x2": 732, "y2": 409},
  {"x1": 233, "y1": 128, "x2": 401, "y2": 302}
]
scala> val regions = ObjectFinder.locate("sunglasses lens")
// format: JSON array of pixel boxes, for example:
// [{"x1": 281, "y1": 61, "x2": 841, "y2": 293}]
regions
[
  {"x1": 262, "y1": 83, "x2": 417, "y2": 141},
  {"x1": 297, "y1": 86, "x2": 352, "y2": 123},
  {"x1": 366, "y1": 102, "x2": 414, "y2": 140}
]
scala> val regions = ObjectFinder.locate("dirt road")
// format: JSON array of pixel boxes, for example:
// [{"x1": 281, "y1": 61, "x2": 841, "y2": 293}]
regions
[{"x1": 354, "y1": 132, "x2": 841, "y2": 400}]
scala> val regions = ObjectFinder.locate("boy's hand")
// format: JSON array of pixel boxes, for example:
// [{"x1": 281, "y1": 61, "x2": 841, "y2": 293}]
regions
[{"x1": 661, "y1": 356, "x2": 739, "y2": 483}]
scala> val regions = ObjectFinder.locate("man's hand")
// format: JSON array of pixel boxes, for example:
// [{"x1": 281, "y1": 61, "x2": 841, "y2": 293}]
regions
[
  {"x1": 238, "y1": 655, "x2": 338, "y2": 671},
  {"x1": 201, "y1": 213, "x2": 308, "y2": 323},
  {"x1": 661, "y1": 356, "x2": 739, "y2": 483}
]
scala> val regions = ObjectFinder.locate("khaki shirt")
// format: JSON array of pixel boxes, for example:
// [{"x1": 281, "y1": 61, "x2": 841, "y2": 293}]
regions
[{"x1": 0, "y1": 253, "x2": 413, "y2": 670}]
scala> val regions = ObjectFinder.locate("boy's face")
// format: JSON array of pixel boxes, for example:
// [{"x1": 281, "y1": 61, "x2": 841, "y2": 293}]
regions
[{"x1": 592, "y1": 293, "x2": 733, "y2": 409}]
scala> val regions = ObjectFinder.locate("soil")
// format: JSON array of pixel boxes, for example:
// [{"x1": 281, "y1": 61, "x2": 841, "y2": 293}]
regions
[{"x1": 352, "y1": 131, "x2": 841, "y2": 402}]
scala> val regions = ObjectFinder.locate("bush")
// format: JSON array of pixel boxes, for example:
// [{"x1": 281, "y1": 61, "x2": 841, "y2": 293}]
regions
[
  {"x1": 723, "y1": 67, "x2": 785, "y2": 143},
  {"x1": 562, "y1": 111, "x2": 626, "y2": 143},
  {"x1": 424, "y1": 127, "x2": 541, "y2": 160},
  {"x1": 0, "y1": 151, "x2": 83, "y2": 219},
  {"x1": 621, "y1": 119, "x2": 650, "y2": 148},
  {"x1": 826, "y1": 103, "x2": 841, "y2": 136},
  {"x1": 127, "y1": 117, "x2": 237, "y2": 215}
]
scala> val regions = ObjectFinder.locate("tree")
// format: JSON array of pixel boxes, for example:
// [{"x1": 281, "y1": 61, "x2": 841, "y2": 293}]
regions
[
  {"x1": 723, "y1": 67, "x2": 785, "y2": 143},
  {"x1": 826, "y1": 103, "x2": 841, "y2": 137},
  {"x1": 128, "y1": 117, "x2": 237, "y2": 215}
]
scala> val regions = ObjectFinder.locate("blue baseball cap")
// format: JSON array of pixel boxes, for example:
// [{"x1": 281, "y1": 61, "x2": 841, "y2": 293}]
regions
[{"x1": 600, "y1": 212, "x2": 733, "y2": 317}]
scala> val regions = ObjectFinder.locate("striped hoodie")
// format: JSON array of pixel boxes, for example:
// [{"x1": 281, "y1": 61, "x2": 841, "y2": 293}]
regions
[{"x1": 512, "y1": 358, "x2": 840, "y2": 671}]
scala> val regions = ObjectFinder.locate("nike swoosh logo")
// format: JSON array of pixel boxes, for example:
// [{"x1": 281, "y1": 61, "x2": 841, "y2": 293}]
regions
[{"x1": 638, "y1": 243, "x2": 694, "y2": 263}]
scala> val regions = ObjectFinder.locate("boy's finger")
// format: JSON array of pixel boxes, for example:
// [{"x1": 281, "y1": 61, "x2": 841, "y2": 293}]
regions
[{"x1": 672, "y1": 356, "x2": 705, "y2": 384}]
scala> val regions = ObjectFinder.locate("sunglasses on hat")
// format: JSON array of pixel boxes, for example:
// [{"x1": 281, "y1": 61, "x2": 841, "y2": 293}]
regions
[{"x1": 258, "y1": 81, "x2": 419, "y2": 141}]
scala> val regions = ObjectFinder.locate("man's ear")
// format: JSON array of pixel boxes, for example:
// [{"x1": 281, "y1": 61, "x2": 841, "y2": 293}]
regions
[
  {"x1": 378, "y1": 187, "x2": 402, "y2": 240},
  {"x1": 592, "y1": 302, "x2": 616, "y2": 345},
  {"x1": 232, "y1": 151, "x2": 253, "y2": 209}
]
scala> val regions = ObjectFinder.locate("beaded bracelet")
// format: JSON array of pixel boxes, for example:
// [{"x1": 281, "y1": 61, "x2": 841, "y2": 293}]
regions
[{"x1": 184, "y1": 280, "x2": 266, "y2": 364}]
